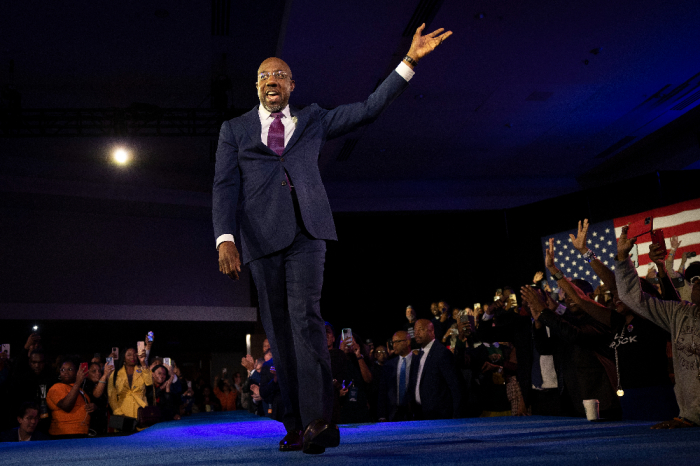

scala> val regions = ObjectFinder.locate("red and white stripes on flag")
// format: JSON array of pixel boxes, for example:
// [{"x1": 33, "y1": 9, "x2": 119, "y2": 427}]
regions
[{"x1": 613, "y1": 198, "x2": 700, "y2": 274}]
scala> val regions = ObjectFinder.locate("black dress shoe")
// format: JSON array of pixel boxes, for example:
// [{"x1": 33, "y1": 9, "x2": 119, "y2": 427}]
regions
[
  {"x1": 279, "y1": 430, "x2": 303, "y2": 452},
  {"x1": 302, "y1": 419, "x2": 340, "y2": 454}
]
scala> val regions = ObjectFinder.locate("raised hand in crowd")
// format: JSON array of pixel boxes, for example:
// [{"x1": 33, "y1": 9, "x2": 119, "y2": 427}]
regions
[
  {"x1": 670, "y1": 235, "x2": 682, "y2": 250},
  {"x1": 138, "y1": 349, "x2": 148, "y2": 367},
  {"x1": 615, "y1": 225, "x2": 637, "y2": 260},
  {"x1": 484, "y1": 298, "x2": 505, "y2": 317},
  {"x1": 569, "y1": 219, "x2": 590, "y2": 255},
  {"x1": 24, "y1": 332, "x2": 41, "y2": 355},
  {"x1": 520, "y1": 285, "x2": 555, "y2": 328},
  {"x1": 241, "y1": 354, "x2": 255, "y2": 372},
  {"x1": 533, "y1": 271, "x2": 544, "y2": 283}
]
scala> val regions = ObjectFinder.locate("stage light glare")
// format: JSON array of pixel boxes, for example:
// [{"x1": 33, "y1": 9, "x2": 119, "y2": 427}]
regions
[{"x1": 113, "y1": 148, "x2": 131, "y2": 165}]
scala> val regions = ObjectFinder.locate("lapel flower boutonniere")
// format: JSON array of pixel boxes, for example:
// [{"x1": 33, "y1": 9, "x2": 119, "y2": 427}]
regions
[{"x1": 292, "y1": 116, "x2": 298, "y2": 126}]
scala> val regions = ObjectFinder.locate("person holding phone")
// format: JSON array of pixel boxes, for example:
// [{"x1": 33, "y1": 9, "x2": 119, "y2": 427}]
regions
[
  {"x1": 107, "y1": 347, "x2": 153, "y2": 429},
  {"x1": 84, "y1": 361, "x2": 114, "y2": 435},
  {"x1": 46, "y1": 358, "x2": 95, "y2": 438}
]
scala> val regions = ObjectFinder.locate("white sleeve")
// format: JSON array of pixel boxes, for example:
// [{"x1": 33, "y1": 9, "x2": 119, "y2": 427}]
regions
[
  {"x1": 395, "y1": 62, "x2": 415, "y2": 82},
  {"x1": 216, "y1": 234, "x2": 235, "y2": 249}
]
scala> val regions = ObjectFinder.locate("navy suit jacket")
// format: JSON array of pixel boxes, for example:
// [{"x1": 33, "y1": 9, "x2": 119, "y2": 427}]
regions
[
  {"x1": 408, "y1": 341, "x2": 462, "y2": 420},
  {"x1": 212, "y1": 70, "x2": 409, "y2": 263},
  {"x1": 377, "y1": 355, "x2": 408, "y2": 421}
]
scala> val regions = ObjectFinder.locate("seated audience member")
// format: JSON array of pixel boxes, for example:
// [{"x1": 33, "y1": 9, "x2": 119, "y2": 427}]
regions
[
  {"x1": 84, "y1": 361, "x2": 114, "y2": 435},
  {"x1": 615, "y1": 226, "x2": 699, "y2": 429},
  {"x1": 338, "y1": 333, "x2": 372, "y2": 423},
  {"x1": 378, "y1": 331, "x2": 413, "y2": 422},
  {"x1": 107, "y1": 347, "x2": 153, "y2": 424},
  {"x1": 407, "y1": 319, "x2": 462, "y2": 420},
  {"x1": 214, "y1": 373, "x2": 238, "y2": 411},
  {"x1": 0, "y1": 403, "x2": 49, "y2": 442},
  {"x1": 524, "y1": 238, "x2": 621, "y2": 421},
  {"x1": 151, "y1": 364, "x2": 181, "y2": 421},
  {"x1": 47, "y1": 358, "x2": 96, "y2": 438}
]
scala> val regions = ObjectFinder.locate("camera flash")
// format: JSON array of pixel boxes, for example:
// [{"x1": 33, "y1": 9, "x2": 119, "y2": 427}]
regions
[
  {"x1": 616, "y1": 389, "x2": 624, "y2": 397},
  {"x1": 32, "y1": 325, "x2": 38, "y2": 331}
]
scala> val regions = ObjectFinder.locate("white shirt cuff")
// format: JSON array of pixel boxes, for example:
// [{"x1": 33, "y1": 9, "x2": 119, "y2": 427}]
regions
[
  {"x1": 216, "y1": 234, "x2": 235, "y2": 249},
  {"x1": 396, "y1": 62, "x2": 415, "y2": 82},
  {"x1": 482, "y1": 313, "x2": 494, "y2": 321},
  {"x1": 554, "y1": 304, "x2": 567, "y2": 316}
]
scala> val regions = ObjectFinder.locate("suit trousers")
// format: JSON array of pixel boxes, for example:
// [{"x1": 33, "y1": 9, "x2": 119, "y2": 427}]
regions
[{"x1": 248, "y1": 206, "x2": 334, "y2": 433}]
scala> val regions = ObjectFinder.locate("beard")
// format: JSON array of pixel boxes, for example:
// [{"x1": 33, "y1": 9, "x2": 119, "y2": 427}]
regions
[{"x1": 263, "y1": 102, "x2": 284, "y2": 113}]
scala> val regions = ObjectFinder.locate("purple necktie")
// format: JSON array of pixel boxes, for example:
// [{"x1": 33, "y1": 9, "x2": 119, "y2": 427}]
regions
[{"x1": 267, "y1": 112, "x2": 285, "y2": 156}]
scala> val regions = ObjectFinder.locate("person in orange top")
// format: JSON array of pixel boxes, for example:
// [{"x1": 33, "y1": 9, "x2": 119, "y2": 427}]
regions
[
  {"x1": 46, "y1": 359, "x2": 96, "y2": 438},
  {"x1": 214, "y1": 375, "x2": 238, "y2": 411}
]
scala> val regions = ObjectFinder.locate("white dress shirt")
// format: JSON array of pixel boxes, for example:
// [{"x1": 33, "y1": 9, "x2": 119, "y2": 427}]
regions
[
  {"x1": 414, "y1": 339, "x2": 435, "y2": 405},
  {"x1": 396, "y1": 352, "x2": 413, "y2": 404},
  {"x1": 215, "y1": 62, "x2": 415, "y2": 249}
]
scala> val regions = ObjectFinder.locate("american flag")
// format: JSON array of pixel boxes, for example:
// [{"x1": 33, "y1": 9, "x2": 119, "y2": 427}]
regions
[{"x1": 542, "y1": 197, "x2": 700, "y2": 283}]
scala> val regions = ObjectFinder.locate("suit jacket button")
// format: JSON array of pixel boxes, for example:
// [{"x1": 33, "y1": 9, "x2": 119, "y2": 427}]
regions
[
  {"x1": 281, "y1": 181, "x2": 287, "y2": 186},
  {"x1": 280, "y1": 157, "x2": 285, "y2": 162}
]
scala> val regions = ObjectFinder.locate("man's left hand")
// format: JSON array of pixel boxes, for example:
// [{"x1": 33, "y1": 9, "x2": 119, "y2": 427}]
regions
[{"x1": 406, "y1": 23, "x2": 453, "y2": 65}]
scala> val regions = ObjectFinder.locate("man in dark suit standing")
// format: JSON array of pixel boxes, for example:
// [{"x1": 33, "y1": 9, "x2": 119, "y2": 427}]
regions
[
  {"x1": 408, "y1": 319, "x2": 462, "y2": 420},
  {"x1": 378, "y1": 331, "x2": 414, "y2": 422},
  {"x1": 213, "y1": 25, "x2": 452, "y2": 454}
]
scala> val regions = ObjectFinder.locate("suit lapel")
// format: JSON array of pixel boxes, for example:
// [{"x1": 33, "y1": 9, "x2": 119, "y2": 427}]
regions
[
  {"x1": 241, "y1": 106, "x2": 278, "y2": 157},
  {"x1": 284, "y1": 106, "x2": 309, "y2": 155}
]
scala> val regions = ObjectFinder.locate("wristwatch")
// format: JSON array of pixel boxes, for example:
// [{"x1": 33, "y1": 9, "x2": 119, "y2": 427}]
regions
[{"x1": 552, "y1": 270, "x2": 564, "y2": 281}]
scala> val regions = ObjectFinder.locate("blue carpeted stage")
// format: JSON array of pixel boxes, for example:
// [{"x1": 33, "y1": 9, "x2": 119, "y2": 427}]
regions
[{"x1": 1, "y1": 412, "x2": 698, "y2": 465}]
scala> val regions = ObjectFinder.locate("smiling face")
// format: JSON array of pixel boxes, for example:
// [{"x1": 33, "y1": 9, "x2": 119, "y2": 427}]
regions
[
  {"x1": 153, "y1": 367, "x2": 168, "y2": 385},
  {"x1": 256, "y1": 57, "x2": 295, "y2": 113}
]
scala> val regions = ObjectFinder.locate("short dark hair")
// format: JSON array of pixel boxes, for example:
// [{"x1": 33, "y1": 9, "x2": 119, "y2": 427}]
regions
[
  {"x1": 685, "y1": 262, "x2": 700, "y2": 282},
  {"x1": 152, "y1": 364, "x2": 169, "y2": 380},
  {"x1": 17, "y1": 402, "x2": 39, "y2": 419},
  {"x1": 571, "y1": 279, "x2": 594, "y2": 295}
]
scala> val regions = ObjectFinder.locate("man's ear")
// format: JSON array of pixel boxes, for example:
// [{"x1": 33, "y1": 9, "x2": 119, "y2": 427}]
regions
[{"x1": 289, "y1": 80, "x2": 295, "y2": 92}]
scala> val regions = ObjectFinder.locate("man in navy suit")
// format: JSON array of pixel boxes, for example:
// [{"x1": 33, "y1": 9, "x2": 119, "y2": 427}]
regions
[
  {"x1": 407, "y1": 319, "x2": 462, "y2": 420},
  {"x1": 213, "y1": 24, "x2": 452, "y2": 454},
  {"x1": 378, "y1": 331, "x2": 414, "y2": 422}
]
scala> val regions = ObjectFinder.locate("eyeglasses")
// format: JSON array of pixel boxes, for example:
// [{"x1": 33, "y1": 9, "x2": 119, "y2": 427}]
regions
[
  {"x1": 376, "y1": 350, "x2": 387, "y2": 354},
  {"x1": 258, "y1": 71, "x2": 289, "y2": 81},
  {"x1": 391, "y1": 339, "x2": 407, "y2": 344}
]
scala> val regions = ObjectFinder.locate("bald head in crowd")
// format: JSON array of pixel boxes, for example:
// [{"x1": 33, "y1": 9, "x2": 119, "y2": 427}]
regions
[{"x1": 414, "y1": 319, "x2": 435, "y2": 348}]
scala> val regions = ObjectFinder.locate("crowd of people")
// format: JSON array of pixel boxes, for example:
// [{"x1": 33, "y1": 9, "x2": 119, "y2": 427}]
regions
[
  {"x1": 1, "y1": 219, "x2": 698, "y2": 442},
  {"x1": 0, "y1": 332, "x2": 243, "y2": 442},
  {"x1": 243, "y1": 221, "x2": 699, "y2": 429}
]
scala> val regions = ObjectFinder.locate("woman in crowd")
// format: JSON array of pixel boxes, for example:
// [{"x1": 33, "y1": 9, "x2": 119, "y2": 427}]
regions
[
  {"x1": 46, "y1": 358, "x2": 96, "y2": 438},
  {"x1": 214, "y1": 374, "x2": 238, "y2": 411},
  {"x1": 107, "y1": 347, "x2": 153, "y2": 425},
  {"x1": 84, "y1": 361, "x2": 114, "y2": 434},
  {"x1": 151, "y1": 364, "x2": 181, "y2": 421}
]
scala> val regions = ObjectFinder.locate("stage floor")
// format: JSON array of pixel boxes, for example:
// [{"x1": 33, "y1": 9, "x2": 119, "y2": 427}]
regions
[{"x1": 1, "y1": 412, "x2": 698, "y2": 465}]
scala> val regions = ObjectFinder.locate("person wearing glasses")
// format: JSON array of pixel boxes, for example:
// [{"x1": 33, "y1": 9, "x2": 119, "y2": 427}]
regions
[
  {"x1": 46, "y1": 358, "x2": 95, "y2": 438},
  {"x1": 377, "y1": 331, "x2": 414, "y2": 422},
  {"x1": 213, "y1": 24, "x2": 452, "y2": 454}
]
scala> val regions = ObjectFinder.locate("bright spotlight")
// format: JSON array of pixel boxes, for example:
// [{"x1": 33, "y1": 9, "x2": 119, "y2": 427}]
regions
[{"x1": 112, "y1": 148, "x2": 131, "y2": 165}]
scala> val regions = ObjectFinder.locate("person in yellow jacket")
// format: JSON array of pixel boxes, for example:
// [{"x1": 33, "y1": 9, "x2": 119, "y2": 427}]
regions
[{"x1": 108, "y1": 347, "x2": 153, "y2": 424}]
